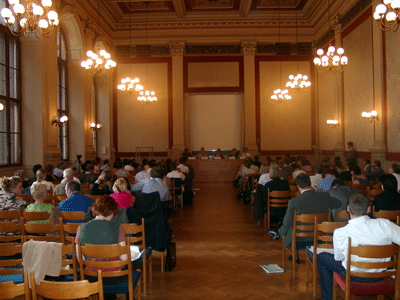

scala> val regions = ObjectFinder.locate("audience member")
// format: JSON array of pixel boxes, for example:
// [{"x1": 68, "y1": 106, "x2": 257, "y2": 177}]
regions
[
  {"x1": 316, "y1": 169, "x2": 336, "y2": 192},
  {"x1": 77, "y1": 163, "x2": 97, "y2": 184},
  {"x1": 310, "y1": 164, "x2": 323, "y2": 189},
  {"x1": 351, "y1": 165, "x2": 369, "y2": 185},
  {"x1": 339, "y1": 165, "x2": 352, "y2": 182},
  {"x1": 35, "y1": 168, "x2": 54, "y2": 191},
  {"x1": 14, "y1": 170, "x2": 29, "y2": 188},
  {"x1": 363, "y1": 158, "x2": 371, "y2": 172},
  {"x1": 372, "y1": 174, "x2": 400, "y2": 212},
  {"x1": 177, "y1": 157, "x2": 189, "y2": 174},
  {"x1": 44, "y1": 164, "x2": 58, "y2": 182},
  {"x1": 90, "y1": 171, "x2": 114, "y2": 195},
  {"x1": 111, "y1": 178, "x2": 135, "y2": 209},
  {"x1": 0, "y1": 176, "x2": 26, "y2": 211},
  {"x1": 258, "y1": 163, "x2": 272, "y2": 186},
  {"x1": 346, "y1": 141, "x2": 357, "y2": 167},
  {"x1": 388, "y1": 164, "x2": 400, "y2": 191},
  {"x1": 53, "y1": 161, "x2": 65, "y2": 179},
  {"x1": 292, "y1": 163, "x2": 306, "y2": 180},
  {"x1": 301, "y1": 160, "x2": 312, "y2": 172},
  {"x1": 132, "y1": 165, "x2": 169, "y2": 202},
  {"x1": 280, "y1": 158, "x2": 292, "y2": 181},
  {"x1": 167, "y1": 163, "x2": 185, "y2": 181},
  {"x1": 235, "y1": 157, "x2": 259, "y2": 188},
  {"x1": 25, "y1": 183, "x2": 55, "y2": 223},
  {"x1": 239, "y1": 147, "x2": 251, "y2": 159},
  {"x1": 328, "y1": 178, "x2": 358, "y2": 215},
  {"x1": 268, "y1": 174, "x2": 340, "y2": 261},
  {"x1": 54, "y1": 168, "x2": 82, "y2": 196},
  {"x1": 365, "y1": 160, "x2": 385, "y2": 182},
  {"x1": 124, "y1": 159, "x2": 135, "y2": 171},
  {"x1": 58, "y1": 181, "x2": 93, "y2": 213},
  {"x1": 316, "y1": 194, "x2": 400, "y2": 300},
  {"x1": 135, "y1": 165, "x2": 151, "y2": 183},
  {"x1": 253, "y1": 156, "x2": 261, "y2": 168},
  {"x1": 28, "y1": 164, "x2": 42, "y2": 185}
]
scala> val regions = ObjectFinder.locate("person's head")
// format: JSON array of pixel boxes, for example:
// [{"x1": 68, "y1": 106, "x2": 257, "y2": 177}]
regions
[
  {"x1": 63, "y1": 168, "x2": 74, "y2": 180},
  {"x1": 170, "y1": 163, "x2": 177, "y2": 171},
  {"x1": 380, "y1": 174, "x2": 398, "y2": 192},
  {"x1": 114, "y1": 161, "x2": 123, "y2": 169},
  {"x1": 284, "y1": 158, "x2": 291, "y2": 166},
  {"x1": 91, "y1": 195, "x2": 119, "y2": 218},
  {"x1": 335, "y1": 161, "x2": 343, "y2": 169},
  {"x1": 243, "y1": 147, "x2": 248, "y2": 153},
  {"x1": 30, "y1": 183, "x2": 48, "y2": 202},
  {"x1": 150, "y1": 165, "x2": 166, "y2": 179},
  {"x1": 95, "y1": 157, "x2": 101, "y2": 164},
  {"x1": 201, "y1": 147, "x2": 205, "y2": 152},
  {"x1": 334, "y1": 156, "x2": 341, "y2": 162},
  {"x1": 65, "y1": 180, "x2": 80, "y2": 197},
  {"x1": 14, "y1": 170, "x2": 24, "y2": 178},
  {"x1": 184, "y1": 148, "x2": 189, "y2": 154},
  {"x1": 86, "y1": 164, "x2": 94, "y2": 173},
  {"x1": 347, "y1": 141, "x2": 353, "y2": 148},
  {"x1": 244, "y1": 157, "x2": 252, "y2": 168},
  {"x1": 254, "y1": 155, "x2": 259, "y2": 162},
  {"x1": 323, "y1": 168, "x2": 336, "y2": 178},
  {"x1": 112, "y1": 178, "x2": 128, "y2": 193},
  {"x1": 102, "y1": 171, "x2": 112, "y2": 182},
  {"x1": 291, "y1": 163, "x2": 300, "y2": 171},
  {"x1": 32, "y1": 164, "x2": 42, "y2": 175},
  {"x1": 36, "y1": 169, "x2": 46, "y2": 181},
  {"x1": 390, "y1": 164, "x2": 400, "y2": 175},
  {"x1": 217, "y1": 149, "x2": 222, "y2": 154},
  {"x1": 232, "y1": 148, "x2": 237, "y2": 154},
  {"x1": 373, "y1": 160, "x2": 381, "y2": 168},
  {"x1": 364, "y1": 158, "x2": 371, "y2": 165},
  {"x1": 296, "y1": 174, "x2": 311, "y2": 190},
  {"x1": 260, "y1": 163, "x2": 269, "y2": 174},
  {"x1": 315, "y1": 164, "x2": 324, "y2": 175},
  {"x1": 57, "y1": 161, "x2": 65, "y2": 169},
  {"x1": 44, "y1": 164, "x2": 54, "y2": 174},
  {"x1": 103, "y1": 159, "x2": 109, "y2": 165},
  {"x1": 331, "y1": 178, "x2": 345, "y2": 189},
  {"x1": 350, "y1": 165, "x2": 362, "y2": 176},
  {"x1": 348, "y1": 194, "x2": 369, "y2": 217},
  {"x1": 269, "y1": 165, "x2": 280, "y2": 179},
  {"x1": 0, "y1": 176, "x2": 23, "y2": 194}
]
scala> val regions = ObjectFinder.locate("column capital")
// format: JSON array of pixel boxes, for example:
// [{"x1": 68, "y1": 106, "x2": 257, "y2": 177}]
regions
[
  {"x1": 84, "y1": 20, "x2": 97, "y2": 40},
  {"x1": 332, "y1": 15, "x2": 342, "y2": 35},
  {"x1": 169, "y1": 42, "x2": 185, "y2": 56},
  {"x1": 241, "y1": 41, "x2": 257, "y2": 56}
]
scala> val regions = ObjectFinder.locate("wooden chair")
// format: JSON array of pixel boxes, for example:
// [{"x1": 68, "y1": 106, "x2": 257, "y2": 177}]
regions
[
  {"x1": 333, "y1": 237, "x2": 400, "y2": 300},
  {"x1": 334, "y1": 209, "x2": 350, "y2": 222},
  {"x1": 264, "y1": 189, "x2": 291, "y2": 230},
  {"x1": 0, "y1": 210, "x2": 21, "y2": 221},
  {"x1": 44, "y1": 195, "x2": 58, "y2": 206},
  {"x1": 16, "y1": 194, "x2": 33, "y2": 203},
  {"x1": 30, "y1": 270, "x2": 103, "y2": 300},
  {"x1": 60, "y1": 211, "x2": 86, "y2": 223},
  {"x1": 283, "y1": 211, "x2": 329, "y2": 278},
  {"x1": 81, "y1": 182, "x2": 91, "y2": 194},
  {"x1": 0, "y1": 272, "x2": 30, "y2": 300},
  {"x1": 122, "y1": 220, "x2": 152, "y2": 296},
  {"x1": 290, "y1": 185, "x2": 300, "y2": 198},
  {"x1": 344, "y1": 181, "x2": 352, "y2": 187},
  {"x1": 352, "y1": 184, "x2": 368, "y2": 196},
  {"x1": 56, "y1": 195, "x2": 67, "y2": 202},
  {"x1": 372, "y1": 207, "x2": 400, "y2": 223},
  {"x1": 21, "y1": 217, "x2": 61, "y2": 242},
  {"x1": 0, "y1": 242, "x2": 24, "y2": 284},
  {"x1": 367, "y1": 188, "x2": 384, "y2": 205},
  {"x1": 0, "y1": 221, "x2": 21, "y2": 243},
  {"x1": 169, "y1": 178, "x2": 183, "y2": 211},
  {"x1": 59, "y1": 211, "x2": 85, "y2": 244},
  {"x1": 22, "y1": 211, "x2": 51, "y2": 223},
  {"x1": 306, "y1": 220, "x2": 347, "y2": 296},
  {"x1": 78, "y1": 240, "x2": 142, "y2": 300}
]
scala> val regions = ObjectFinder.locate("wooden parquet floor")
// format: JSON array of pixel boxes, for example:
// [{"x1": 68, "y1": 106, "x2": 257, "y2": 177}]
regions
[{"x1": 121, "y1": 182, "x2": 387, "y2": 300}]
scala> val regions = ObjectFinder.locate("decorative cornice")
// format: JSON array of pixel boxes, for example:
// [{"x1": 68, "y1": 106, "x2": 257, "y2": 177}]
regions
[
  {"x1": 185, "y1": 44, "x2": 241, "y2": 55},
  {"x1": 257, "y1": 42, "x2": 312, "y2": 54},
  {"x1": 241, "y1": 41, "x2": 257, "y2": 56},
  {"x1": 169, "y1": 42, "x2": 185, "y2": 56},
  {"x1": 115, "y1": 45, "x2": 169, "y2": 57}
]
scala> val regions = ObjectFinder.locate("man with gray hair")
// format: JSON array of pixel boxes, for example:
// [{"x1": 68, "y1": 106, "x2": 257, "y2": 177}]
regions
[
  {"x1": 58, "y1": 181, "x2": 93, "y2": 214},
  {"x1": 54, "y1": 168, "x2": 81, "y2": 196}
]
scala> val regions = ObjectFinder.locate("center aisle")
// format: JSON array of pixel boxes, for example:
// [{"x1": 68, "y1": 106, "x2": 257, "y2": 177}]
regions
[{"x1": 144, "y1": 182, "x2": 314, "y2": 300}]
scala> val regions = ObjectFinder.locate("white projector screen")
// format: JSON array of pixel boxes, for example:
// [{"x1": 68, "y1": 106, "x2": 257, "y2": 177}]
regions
[{"x1": 190, "y1": 93, "x2": 241, "y2": 151}]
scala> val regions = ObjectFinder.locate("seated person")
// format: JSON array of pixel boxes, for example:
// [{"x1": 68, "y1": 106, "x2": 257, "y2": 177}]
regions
[
  {"x1": 316, "y1": 168, "x2": 336, "y2": 192},
  {"x1": 235, "y1": 157, "x2": 259, "y2": 189},
  {"x1": 239, "y1": 147, "x2": 251, "y2": 159},
  {"x1": 25, "y1": 183, "x2": 55, "y2": 223},
  {"x1": 291, "y1": 163, "x2": 306, "y2": 179},
  {"x1": 28, "y1": 164, "x2": 42, "y2": 185},
  {"x1": 372, "y1": 174, "x2": 400, "y2": 212},
  {"x1": 388, "y1": 163, "x2": 400, "y2": 191},
  {"x1": 53, "y1": 161, "x2": 65, "y2": 180},
  {"x1": 77, "y1": 163, "x2": 98, "y2": 184},
  {"x1": 365, "y1": 160, "x2": 385, "y2": 182},
  {"x1": 316, "y1": 194, "x2": 400, "y2": 300},
  {"x1": 214, "y1": 149, "x2": 224, "y2": 159},
  {"x1": 35, "y1": 168, "x2": 54, "y2": 192},
  {"x1": 58, "y1": 181, "x2": 94, "y2": 213},
  {"x1": 327, "y1": 178, "x2": 358, "y2": 218},
  {"x1": 54, "y1": 168, "x2": 81, "y2": 196},
  {"x1": 0, "y1": 176, "x2": 25, "y2": 212},
  {"x1": 90, "y1": 171, "x2": 114, "y2": 195},
  {"x1": 229, "y1": 148, "x2": 239, "y2": 159},
  {"x1": 196, "y1": 147, "x2": 208, "y2": 159},
  {"x1": 44, "y1": 164, "x2": 58, "y2": 182},
  {"x1": 301, "y1": 160, "x2": 313, "y2": 172},
  {"x1": 177, "y1": 157, "x2": 189, "y2": 175},
  {"x1": 135, "y1": 165, "x2": 151, "y2": 184},
  {"x1": 110, "y1": 178, "x2": 135, "y2": 209},
  {"x1": 310, "y1": 164, "x2": 323, "y2": 189},
  {"x1": 132, "y1": 165, "x2": 169, "y2": 203},
  {"x1": 350, "y1": 165, "x2": 368, "y2": 185},
  {"x1": 258, "y1": 163, "x2": 272, "y2": 186},
  {"x1": 167, "y1": 163, "x2": 185, "y2": 181}
]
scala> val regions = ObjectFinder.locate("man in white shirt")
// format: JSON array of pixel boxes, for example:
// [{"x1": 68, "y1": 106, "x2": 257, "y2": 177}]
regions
[
  {"x1": 316, "y1": 193, "x2": 400, "y2": 300},
  {"x1": 310, "y1": 164, "x2": 323, "y2": 189},
  {"x1": 239, "y1": 147, "x2": 251, "y2": 159},
  {"x1": 389, "y1": 163, "x2": 400, "y2": 191},
  {"x1": 177, "y1": 157, "x2": 189, "y2": 175},
  {"x1": 135, "y1": 165, "x2": 151, "y2": 183},
  {"x1": 167, "y1": 163, "x2": 185, "y2": 181}
]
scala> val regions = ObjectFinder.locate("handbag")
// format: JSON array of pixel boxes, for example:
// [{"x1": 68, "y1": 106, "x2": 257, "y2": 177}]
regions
[{"x1": 164, "y1": 242, "x2": 176, "y2": 272}]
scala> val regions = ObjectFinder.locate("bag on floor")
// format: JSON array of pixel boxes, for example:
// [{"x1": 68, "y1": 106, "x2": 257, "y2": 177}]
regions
[{"x1": 164, "y1": 242, "x2": 176, "y2": 272}]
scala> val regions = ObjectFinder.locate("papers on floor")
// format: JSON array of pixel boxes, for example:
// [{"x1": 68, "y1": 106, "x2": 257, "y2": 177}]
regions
[
  {"x1": 260, "y1": 264, "x2": 284, "y2": 273},
  {"x1": 130, "y1": 245, "x2": 144, "y2": 261}
]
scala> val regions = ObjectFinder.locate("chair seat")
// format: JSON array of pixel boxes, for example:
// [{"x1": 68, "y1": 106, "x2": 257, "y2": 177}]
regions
[
  {"x1": 333, "y1": 272, "x2": 395, "y2": 295},
  {"x1": 132, "y1": 248, "x2": 152, "y2": 265},
  {"x1": 0, "y1": 273, "x2": 24, "y2": 284},
  {"x1": 294, "y1": 240, "x2": 314, "y2": 249},
  {"x1": 102, "y1": 270, "x2": 141, "y2": 294}
]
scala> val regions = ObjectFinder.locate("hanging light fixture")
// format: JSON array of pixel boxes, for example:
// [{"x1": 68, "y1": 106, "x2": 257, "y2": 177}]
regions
[
  {"x1": 313, "y1": 0, "x2": 348, "y2": 73},
  {"x1": 137, "y1": 2, "x2": 157, "y2": 102},
  {"x1": 1, "y1": 0, "x2": 59, "y2": 38},
  {"x1": 117, "y1": 0, "x2": 143, "y2": 92},
  {"x1": 286, "y1": 8, "x2": 311, "y2": 91},
  {"x1": 80, "y1": 0, "x2": 116, "y2": 76},
  {"x1": 271, "y1": 1, "x2": 292, "y2": 102},
  {"x1": 373, "y1": 1, "x2": 400, "y2": 31}
]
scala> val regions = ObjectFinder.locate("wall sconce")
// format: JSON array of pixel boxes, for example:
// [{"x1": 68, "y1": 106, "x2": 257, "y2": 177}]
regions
[
  {"x1": 51, "y1": 115, "x2": 68, "y2": 127},
  {"x1": 90, "y1": 123, "x2": 102, "y2": 130},
  {"x1": 0, "y1": 103, "x2": 4, "y2": 111},
  {"x1": 361, "y1": 110, "x2": 378, "y2": 122},
  {"x1": 326, "y1": 119, "x2": 339, "y2": 126}
]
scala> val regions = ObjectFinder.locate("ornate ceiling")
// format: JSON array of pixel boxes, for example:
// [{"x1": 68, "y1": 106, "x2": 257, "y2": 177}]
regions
[{"x1": 75, "y1": 0, "x2": 367, "y2": 46}]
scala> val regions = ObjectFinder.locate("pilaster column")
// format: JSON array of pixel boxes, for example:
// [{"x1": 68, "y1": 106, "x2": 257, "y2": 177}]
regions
[
  {"x1": 169, "y1": 42, "x2": 185, "y2": 160},
  {"x1": 370, "y1": 1, "x2": 386, "y2": 163},
  {"x1": 21, "y1": 36, "x2": 60, "y2": 171},
  {"x1": 241, "y1": 41, "x2": 258, "y2": 156}
]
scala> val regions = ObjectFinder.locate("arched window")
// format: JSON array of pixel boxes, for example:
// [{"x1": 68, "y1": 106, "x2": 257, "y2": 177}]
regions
[
  {"x1": 57, "y1": 27, "x2": 68, "y2": 160},
  {"x1": 0, "y1": 22, "x2": 22, "y2": 166}
]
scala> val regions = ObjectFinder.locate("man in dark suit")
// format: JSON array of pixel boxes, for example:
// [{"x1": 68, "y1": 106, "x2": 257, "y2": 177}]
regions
[
  {"x1": 268, "y1": 174, "x2": 341, "y2": 257},
  {"x1": 346, "y1": 141, "x2": 357, "y2": 168}
]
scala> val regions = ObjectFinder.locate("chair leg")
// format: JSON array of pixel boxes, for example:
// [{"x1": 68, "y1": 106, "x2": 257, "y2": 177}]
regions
[
  {"x1": 161, "y1": 250, "x2": 165, "y2": 273},
  {"x1": 137, "y1": 276, "x2": 142, "y2": 300},
  {"x1": 306, "y1": 259, "x2": 309, "y2": 284},
  {"x1": 332, "y1": 278, "x2": 337, "y2": 300},
  {"x1": 264, "y1": 213, "x2": 267, "y2": 230},
  {"x1": 143, "y1": 259, "x2": 147, "y2": 296},
  {"x1": 292, "y1": 247, "x2": 296, "y2": 279},
  {"x1": 149, "y1": 255, "x2": 153, "y2": 283},
  {"x1": 313, "y1": 259, "x2": 317, "y2": 297}
]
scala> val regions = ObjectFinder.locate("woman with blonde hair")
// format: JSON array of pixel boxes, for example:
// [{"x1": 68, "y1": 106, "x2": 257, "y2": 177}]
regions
[
  {"x1": 25, "y1": 183, "x2": 55, "y2": 223},
  {"x1": 110, "y1": 178, "x2": 135, "y2": 209},
  {"x1": 35, "y1": 168, "x2": 54, "y2": 192},
  {"x1": 0, "y1": 176, "x2": 25, "y2": 211}
]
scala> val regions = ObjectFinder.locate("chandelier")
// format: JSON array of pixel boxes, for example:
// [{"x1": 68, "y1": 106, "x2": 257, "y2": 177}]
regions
[
  {"x1": 313, "y1": 0, "x2": 348, "y2": 73},
  {"x1": 271, "y1": 1, "x2": 291, "y2": 102},
  {"x1": 373, "y1": 1, "x2": 400, "y2": 31},
  {"x1": 137, "y1": 2, "x2": 157, "y2": 102},
  {"x1": 286, "y1": 9, "x2": 311, "y2": 91},
  {"x1": 80, "y1": 0, "x2": 116, "y2": 76},
  {"x1": 1, "y1": 0, "x2": 59, "y2": 38}
]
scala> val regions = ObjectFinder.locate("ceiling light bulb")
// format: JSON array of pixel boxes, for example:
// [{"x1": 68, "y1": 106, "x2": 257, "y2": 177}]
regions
[
  {"x1": 1, "y1": 7, "x2": 12, "y2": 19},
  {"x1": 13, "y1": 3, "x2": 24, "y2": 14},
  {"x1": 386, "y1": 11, "x2": 397, "y2": 21},
  {"x1": 47, "y1": 10, "x2": 58, "y2": 21},
  {"x1": 38, "y1": 19, "x2": 48, "y2": 29},
  {"x1": 33, "y1": 5, "x2": 44, "y2": 16},
  {"x1": 42, "y1": 0, "x2": 52, "y2": 7}
]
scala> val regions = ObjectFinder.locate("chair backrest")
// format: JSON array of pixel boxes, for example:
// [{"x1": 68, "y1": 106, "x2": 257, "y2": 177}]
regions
[
  {"x1": 122, "y1": 219, "x2": 146, "y2": 249},
  {"x1": 59, "y1": 218, "x2": 82, "y2": 245},
  {"x1": 268, "y1": 189, "x2": 291, "y2": 209},
  {"x1": 78, "y1": 240, "x2": 132, "y2": 280},
  {"x1": 60, "y1": 211, "x2": 86, "y2": 222},
  {"x1": 134, "y1": 191, "x2": 161, "y2": 211},
  {"x1": 0, "y1": 221, "x2": 21, "y2": 242},
  {"x1": 84, "y1": 194, "x2": 102, "y2": 201},
  {"x1": 346, "y1": 237, "x2": 400, "y2": 281},
  {"x1": 367, "y1": 187, "x2": 384, "y2": 202},
  {"x1": 56, "y1": 195, "x2": 67, "y2": 202},
  {"x1": 0, "y1": 242, "x2": 23, "y2": 276},
  {"x1": 372, "y1": 208, "x2": 400, "y2": 223},
  {"x1": 44, "y1": 195, "x2": 58, "y2": 206},
  {"x1": 22, "y1": 211, "x2": 51, "y2": 222},
  {"x1": 30, "y1": 271, "x2": 103, "y2": 300},
  {"x1": 313, "y1": 220, "x2": 347, "y2": 253},
  {"x1": 0, "y1": 210, "x2": 21, "y2": 221},
  {"x1": 290, "y1": 185, "x2": 299, "y2": 198},
  {"x1": 0, "y1": 272, "x2": 30, "y2": 300},
  {"x1": 16, "y1": 194, "x2": 33, "y2": 202},
  {"x1": 21, "y1": 217, "x2": 61, "y2": 242},
  {"x1": 352, "y1": 184, "x2": 368, "y2": 196},
  {"x1": 334, "y1": 209, "x2": 350, "y2": 222},
  {"x1": 292, "y1": 210, "x2": 329, "y2": 243}
]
